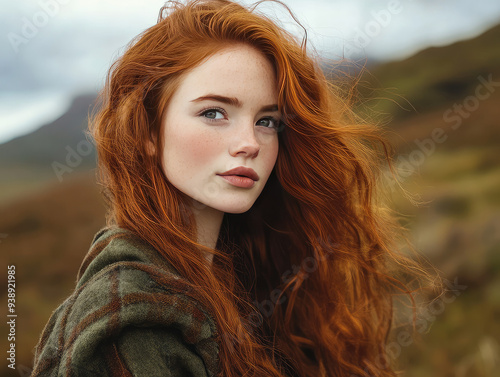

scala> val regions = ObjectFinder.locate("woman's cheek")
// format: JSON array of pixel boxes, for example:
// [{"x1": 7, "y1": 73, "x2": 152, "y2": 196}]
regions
[{"x1": 185, "y1": 129, "x2": 222, "y2": 164}]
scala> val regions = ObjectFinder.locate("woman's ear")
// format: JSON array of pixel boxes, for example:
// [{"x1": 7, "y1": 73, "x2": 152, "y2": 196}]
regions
[{"x1": 145, "y1": 136, "x2": 157, "y2": 156}]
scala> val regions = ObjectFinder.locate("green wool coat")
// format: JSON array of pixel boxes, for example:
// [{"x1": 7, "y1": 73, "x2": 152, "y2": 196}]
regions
[{"x1": 31, "y1": 226, "x2": 220, "y2": 376}]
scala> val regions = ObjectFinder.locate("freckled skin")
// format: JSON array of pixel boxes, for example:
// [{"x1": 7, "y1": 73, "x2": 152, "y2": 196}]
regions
[{"x1": 160, "y1": 44, "x2": 280, "y2": 214}]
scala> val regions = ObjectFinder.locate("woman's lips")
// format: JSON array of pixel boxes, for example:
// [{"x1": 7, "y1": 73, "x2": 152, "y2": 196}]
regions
[
  {"x1": 218, "y1": 174, "x2": 256, "y2": 188},
  {"x1": 218, "y1": 166, "x2": 259, "y2": 181}
]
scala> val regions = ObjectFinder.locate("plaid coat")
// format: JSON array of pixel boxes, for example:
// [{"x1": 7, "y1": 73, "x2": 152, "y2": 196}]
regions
[{"x1": 31, "y1": 226, "x2": 220, "y2": 376}]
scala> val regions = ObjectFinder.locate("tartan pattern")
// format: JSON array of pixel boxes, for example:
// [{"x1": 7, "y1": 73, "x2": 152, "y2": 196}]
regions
[{"x1": 31, "y1": 226, "x2": 220, "y2": 376}]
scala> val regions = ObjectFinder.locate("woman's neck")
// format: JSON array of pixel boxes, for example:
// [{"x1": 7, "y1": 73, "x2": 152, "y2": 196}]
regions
[{"x1": 191, "y1": 199, "x2": 224, "y2": 265}]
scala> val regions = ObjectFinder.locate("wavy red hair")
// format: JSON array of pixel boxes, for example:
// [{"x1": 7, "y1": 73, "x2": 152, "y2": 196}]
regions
[{"x1": 89, "y1": 1, "x2": 428, "y2": 376}]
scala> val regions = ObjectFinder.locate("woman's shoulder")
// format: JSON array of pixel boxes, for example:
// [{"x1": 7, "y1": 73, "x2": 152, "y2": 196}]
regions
[
  {"x1": 32, "y1": 226, "x2": 219, "y2": 376},
  {"x1": 76, "y1": 225, "x2": 181, "y2": 286}
]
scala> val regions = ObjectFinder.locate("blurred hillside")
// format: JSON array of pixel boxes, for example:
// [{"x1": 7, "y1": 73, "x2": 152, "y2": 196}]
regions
[
  {"x1": 1, "y1": 24, "x2": 500, "y2": 377},
  {"x1": 0, "y1": 93, "x2": 97, "y2": 206},
  {"x1": 358, "y1": 23, "x2": 500, "y2": 377},
  {"x1": 360, "y1": 24, "x2": 500, "y2": 124}
]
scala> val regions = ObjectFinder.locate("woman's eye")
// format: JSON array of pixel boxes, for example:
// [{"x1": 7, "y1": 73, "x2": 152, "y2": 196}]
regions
[
  {"x1": 201, "y1": 108, "x2": 225, "y2": 120},
  {"x1": 257, "y1": 117, "x2": 280, "y2": 129}
]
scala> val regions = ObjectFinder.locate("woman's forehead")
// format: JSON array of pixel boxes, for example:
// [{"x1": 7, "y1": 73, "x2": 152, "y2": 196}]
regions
[{"x1": 169, "y1": 44, "x2": 279, "y2": 107}]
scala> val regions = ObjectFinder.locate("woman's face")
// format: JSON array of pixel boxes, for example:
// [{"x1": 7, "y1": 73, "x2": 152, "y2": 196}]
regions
[{"x1": 159, "y1": 44, "x2": 280, "y2": 214}]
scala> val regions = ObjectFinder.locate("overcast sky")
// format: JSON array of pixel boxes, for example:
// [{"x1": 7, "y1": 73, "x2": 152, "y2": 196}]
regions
[{"x1": 1, "y1": 0, "x2": 500, "y2": 144}]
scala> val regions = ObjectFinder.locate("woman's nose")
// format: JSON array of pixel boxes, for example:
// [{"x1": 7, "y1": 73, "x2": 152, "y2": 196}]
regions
[{"x1": 228, "y1": 122, "x2": 260, "y2": 158}]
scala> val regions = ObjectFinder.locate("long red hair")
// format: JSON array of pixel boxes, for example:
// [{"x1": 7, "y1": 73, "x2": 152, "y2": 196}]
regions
[{"x1": 89, "y1": 0, "x2": 427, "y2": 376}]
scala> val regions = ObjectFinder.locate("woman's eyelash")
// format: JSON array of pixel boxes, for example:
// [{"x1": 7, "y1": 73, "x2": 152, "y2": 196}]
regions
[
  {"x1": 199, "y1": 107, "x2": 226, "y2": 121},
  {"x1": 198, "y1": 107, "x2": 282, "y2": 129},
  {"x1": 258, "y1": 116, "x2": 282, "y2": 129}
]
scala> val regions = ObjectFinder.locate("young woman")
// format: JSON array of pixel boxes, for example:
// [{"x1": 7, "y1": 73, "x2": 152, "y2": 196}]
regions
[{"x1": 32, "y1": 0, "x2": 426, "y2": 376}]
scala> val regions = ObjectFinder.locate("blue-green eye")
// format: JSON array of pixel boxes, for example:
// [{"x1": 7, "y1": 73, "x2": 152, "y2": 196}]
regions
[
  {"x1": 200, "y1": 107, "x2": 226, "y2": 120},
  {"x1": 257, "y1": 117, "x2": 280, "y2": 129}
]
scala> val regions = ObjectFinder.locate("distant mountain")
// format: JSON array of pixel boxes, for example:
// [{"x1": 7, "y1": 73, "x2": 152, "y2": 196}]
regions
[
  {"x1": 0, "y1": 92, "x2": 97, "y2": 170},
  {"x1": 359, "y1": 23, "x2": 500, "y2": 120}
]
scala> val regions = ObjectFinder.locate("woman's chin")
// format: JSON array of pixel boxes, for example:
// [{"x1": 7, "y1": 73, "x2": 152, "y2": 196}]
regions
[{"x1": 217, "y1": 202, "x2": 254, "y2": 214}]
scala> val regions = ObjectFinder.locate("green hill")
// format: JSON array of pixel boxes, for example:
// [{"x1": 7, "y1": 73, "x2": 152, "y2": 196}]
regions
[{"x1": 359, "y1": 23, "x2": 500, "y2": 121}]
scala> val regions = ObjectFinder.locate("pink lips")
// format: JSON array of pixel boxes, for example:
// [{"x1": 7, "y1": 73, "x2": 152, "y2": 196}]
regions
[
  {"x1": 217, "y1": 166, "x2": 259, "y2": 188},
  {"x1": 218, "y1": 175, "x2": 255, "y2": 188}
]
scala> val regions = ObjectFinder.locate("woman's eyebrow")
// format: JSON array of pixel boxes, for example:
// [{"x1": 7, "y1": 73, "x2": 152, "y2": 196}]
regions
[{"x1": 190, "y1": 94, "x2": 278, "y2": 112}]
